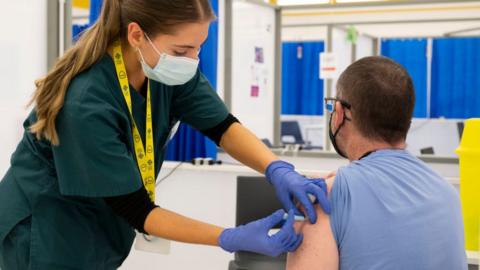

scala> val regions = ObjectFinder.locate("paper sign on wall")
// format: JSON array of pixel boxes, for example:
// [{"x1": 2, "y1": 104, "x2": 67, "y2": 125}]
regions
[{"x1": 319, "y1": 52, "x2": 338, "y2": 79}]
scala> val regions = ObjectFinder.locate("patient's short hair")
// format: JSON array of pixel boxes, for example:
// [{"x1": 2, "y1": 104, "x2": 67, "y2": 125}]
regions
[{"x1": 337, "y1": 56, "x2": 415, "y2": 144}]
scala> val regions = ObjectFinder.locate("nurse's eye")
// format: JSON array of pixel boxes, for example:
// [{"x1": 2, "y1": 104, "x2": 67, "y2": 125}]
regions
[{"x1": 174, "y1": 51, "x2": 188, "y2": 56}]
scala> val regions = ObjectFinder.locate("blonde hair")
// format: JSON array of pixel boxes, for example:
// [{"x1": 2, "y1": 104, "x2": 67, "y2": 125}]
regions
[{"x1": 29, "y1": 0, "x2": 215, "y2": 145}]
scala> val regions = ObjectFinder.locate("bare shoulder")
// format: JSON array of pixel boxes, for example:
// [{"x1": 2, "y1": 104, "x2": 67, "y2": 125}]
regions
[{"x1": 286, "y1": 174, "x2": 338, "y2": 270}]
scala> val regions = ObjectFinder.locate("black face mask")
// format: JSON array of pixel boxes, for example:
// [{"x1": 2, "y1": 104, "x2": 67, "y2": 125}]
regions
[{"x1": 328, "y1": 111, "x2": 349, "y2": 159}]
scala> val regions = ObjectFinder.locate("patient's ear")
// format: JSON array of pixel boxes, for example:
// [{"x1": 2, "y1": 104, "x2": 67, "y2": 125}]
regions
[{"x1": 334, "y1": 102, "x2": 346, "y2": 129}]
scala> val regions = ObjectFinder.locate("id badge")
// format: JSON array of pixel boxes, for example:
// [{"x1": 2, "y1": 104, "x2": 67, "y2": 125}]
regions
[{"x1": 134, "y1": 232, "x2": 171, "y2": 254}]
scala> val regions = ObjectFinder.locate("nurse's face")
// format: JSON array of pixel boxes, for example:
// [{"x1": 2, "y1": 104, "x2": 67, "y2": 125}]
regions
[{"x1": 128, "y1": 21, "x2": 210, "y2": 68}]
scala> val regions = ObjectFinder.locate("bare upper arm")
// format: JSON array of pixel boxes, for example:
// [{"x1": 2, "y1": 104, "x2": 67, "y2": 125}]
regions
[{"x1": 286, "y1": 177, "x2": 339, "y2": 270}]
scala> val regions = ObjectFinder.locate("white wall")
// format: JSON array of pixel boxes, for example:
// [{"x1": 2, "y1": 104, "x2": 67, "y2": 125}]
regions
[
  {"x1": 0, "y1": 0, "x2": 47, "y2": 176},
  {"x1": 281, "y1": 2, "x2": 480, "y2": 38},
  {"x1": 358, "y1": 21, "x2": 480, "y2": 39},
  {"x1": 282, "y1": 25, "x2": 327, "y2": 42},
  {"x1": 406, "y1": 118, "x2": 462, "y2": 157},
  {"x1": 72, "y1": 7, "x2": 89, "y2": 25},
  {"x1": 282, "y1": 2, "x2": 480, "y2": 26},
  {"x1": 355, "y1": 34, "x2": 375, "y2": 60},
  {"x1": 452, "y1": 28, "x2": 480, "y2": 37},
  {"x1": 283, "y1": 21, "x2": 480, "y2": 40},
  {"x1": 230, "y1": 0, "x2": 277, "y2": 142}
]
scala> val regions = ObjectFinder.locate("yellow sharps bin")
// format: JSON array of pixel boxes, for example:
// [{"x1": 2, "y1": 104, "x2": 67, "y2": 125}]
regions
[{"x1": 456, "y1": 118, "x2": 480, "y2": 252}]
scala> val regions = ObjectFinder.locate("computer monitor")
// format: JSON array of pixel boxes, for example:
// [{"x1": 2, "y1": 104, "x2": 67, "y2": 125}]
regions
[
  {"x1": 236, "y1": 176, "x2": 284, "y2": 228},
  {"x1": 420, "y1": 147, "x2": 435, "y2": 155},
  {"x1": 232, "y1": 176, "x2": 287, "y2": 270}
]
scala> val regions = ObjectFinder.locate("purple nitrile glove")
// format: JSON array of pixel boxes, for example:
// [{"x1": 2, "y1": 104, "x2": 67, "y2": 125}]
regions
[
  {"x1": 265, "y1": 160, "x2": 331, "y2": 223},
  {"x1": 218, "y1": 209, "x2": 303, "y2": 257}
]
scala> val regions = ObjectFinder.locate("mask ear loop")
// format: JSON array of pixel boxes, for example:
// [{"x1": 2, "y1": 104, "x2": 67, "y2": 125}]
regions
[
  {"x1": 144, "y1": 33, "x2": 162, "y2": 56},
  {"x1": 329, "y1": 109, "x2": 349, "y2": 159},
  {"x1": 146, "y1": 31, "x2": 202, "y2": 61},
  {"x1": 332, "y1": 104, "x2": 351, "y2": 137},
  {"x1": 137, "y1": 32, "x2": 161, "y2": 67},
  {"x1": 136, "y1": 47, "x2": 148, "y2": 64},
  {"x1": 333, "y1": 112, "x2": 347, "y2": 138}
]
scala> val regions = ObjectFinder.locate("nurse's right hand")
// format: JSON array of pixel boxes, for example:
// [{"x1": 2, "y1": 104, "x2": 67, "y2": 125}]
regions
[{"x1": 218, "y1": 209, "x2": 303, "y2": 257}]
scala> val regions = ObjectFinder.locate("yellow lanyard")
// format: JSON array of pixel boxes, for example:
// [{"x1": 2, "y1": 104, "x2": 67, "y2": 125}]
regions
[{"x1": 112, "y1": 40, "x2": 155, "y2": 202}]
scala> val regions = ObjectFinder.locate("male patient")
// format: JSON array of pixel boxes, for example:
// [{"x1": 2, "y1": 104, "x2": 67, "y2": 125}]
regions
[{"x1": 287, "y1": 56, "x2": 467, "y2": 270}]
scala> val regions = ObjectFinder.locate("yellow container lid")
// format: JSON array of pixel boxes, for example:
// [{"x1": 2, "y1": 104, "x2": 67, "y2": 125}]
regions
[
  {"x1": 456, "y1": 118, "x2": 480, "y2": 156},
  {"x1": 73, "y1": 0, "x2": 89, "y2": 9}
]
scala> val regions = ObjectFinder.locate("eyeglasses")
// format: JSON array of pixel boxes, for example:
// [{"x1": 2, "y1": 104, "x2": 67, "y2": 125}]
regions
[{"x1": 324, "y1": 97, "x2": 352, "y2": 113}]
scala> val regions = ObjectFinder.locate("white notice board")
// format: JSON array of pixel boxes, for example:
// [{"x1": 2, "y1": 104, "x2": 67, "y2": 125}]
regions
[{"x1": 230, "y1": 0, "x2": 278, "y2": 143}]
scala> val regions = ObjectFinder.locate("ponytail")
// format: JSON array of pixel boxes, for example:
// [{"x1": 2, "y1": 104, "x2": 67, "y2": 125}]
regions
[{"x1": 29, "y1": 0, "x2": 122, "y2": 145}]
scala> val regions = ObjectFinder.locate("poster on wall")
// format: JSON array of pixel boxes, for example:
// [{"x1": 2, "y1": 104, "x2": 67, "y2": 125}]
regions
[
  {"x1": 255, "y1": 46, "x2": 264, "y2": 63},
  {"x1": 250, "y1": 46, "x2": 268, "y2": 98},
  {"x1": 319, "y1": 52, "x2": 338, "y2": 79}
]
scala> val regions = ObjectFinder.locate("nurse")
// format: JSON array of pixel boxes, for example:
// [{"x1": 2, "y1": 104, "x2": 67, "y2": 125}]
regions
[{"x1": 0, "y1": 0, "x2": 329, "y2": 269}]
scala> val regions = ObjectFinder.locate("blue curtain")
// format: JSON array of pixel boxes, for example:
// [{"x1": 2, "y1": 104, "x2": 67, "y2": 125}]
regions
[
  {"x1": 282, "y1": 41, "x2": 325, "y2": 115},
  {"x1": 431, "y1": 37, "x2": 480, "y2": 118},
  {"x1": 72, "y1": 24, "x2": 89, "y2": 41},
  {"x1": 381, "y1": 39, "x2": 428, "y2": 118},
  {"x1": 72, "y1": 0, "x2": 102, "y2": 41},
  {"x1": 165, "y1": 0, "x2": 219, "y2": 161},
  {"x1": 89, "y1": 0, "x2": 103, "y2": 25}
]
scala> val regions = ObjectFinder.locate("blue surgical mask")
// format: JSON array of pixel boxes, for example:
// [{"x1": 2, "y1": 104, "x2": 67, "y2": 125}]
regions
[{"x1": 138, "y1": 34, "x2": 199, "y2": 86}]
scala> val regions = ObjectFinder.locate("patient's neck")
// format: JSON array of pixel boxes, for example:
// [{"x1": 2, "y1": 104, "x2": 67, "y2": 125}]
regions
[{"x1": 346, "y1": 134, "x2": 406, "y2": 161}]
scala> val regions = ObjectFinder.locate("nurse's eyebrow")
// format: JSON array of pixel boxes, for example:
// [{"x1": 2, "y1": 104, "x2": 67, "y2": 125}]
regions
[{"x1": 173, "y1": 44, "x2": 196, "y2": 49}]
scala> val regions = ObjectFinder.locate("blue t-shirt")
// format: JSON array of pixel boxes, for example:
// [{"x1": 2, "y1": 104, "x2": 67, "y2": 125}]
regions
[{"x1": 330, "y1": 149, "x2": 467, "y2": 270}]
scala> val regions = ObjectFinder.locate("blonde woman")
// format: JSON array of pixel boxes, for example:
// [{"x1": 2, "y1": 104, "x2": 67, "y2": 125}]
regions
[{"x1": 0, "y1": 1, "x2": 329, "y2": 268}]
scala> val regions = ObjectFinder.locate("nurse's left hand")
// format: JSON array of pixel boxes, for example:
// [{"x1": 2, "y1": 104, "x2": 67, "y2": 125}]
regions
[
  {"x1": 219, "y1": 209, "x2": 303, "y2": 257},
  {"x1": 265, "y1": 160, "x2": 331, "y2": 223}
]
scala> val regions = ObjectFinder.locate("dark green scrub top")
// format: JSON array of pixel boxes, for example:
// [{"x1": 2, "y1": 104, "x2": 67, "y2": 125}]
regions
[{"x1": 0, "y1": 54, "x2": 229, "y2": 269}]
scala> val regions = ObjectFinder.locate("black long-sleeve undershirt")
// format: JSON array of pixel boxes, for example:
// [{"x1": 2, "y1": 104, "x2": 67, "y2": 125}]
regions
[{"x1": 104, "y1": 114, "x2": 240, "y2": 233}]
